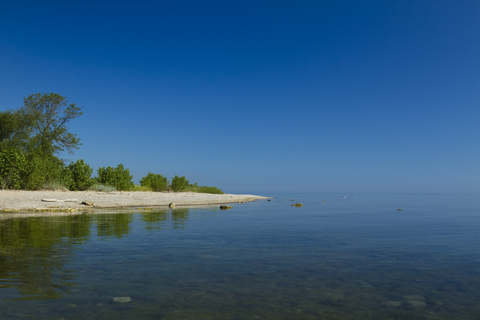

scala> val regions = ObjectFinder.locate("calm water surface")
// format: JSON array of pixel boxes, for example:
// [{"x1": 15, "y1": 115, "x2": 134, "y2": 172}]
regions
[{"x1": 1, "y1": 193, "x2": 479, "y2": 319}]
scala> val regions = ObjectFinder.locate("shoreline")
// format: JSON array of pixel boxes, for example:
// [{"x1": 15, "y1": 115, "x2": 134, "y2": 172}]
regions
[{"x1": 0, "y1": 190, "x2": 269, "y2": 213}]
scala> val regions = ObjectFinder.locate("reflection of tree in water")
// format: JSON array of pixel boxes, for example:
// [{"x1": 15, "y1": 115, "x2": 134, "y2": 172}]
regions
[
  {"x1": 140, "y1": 208, "x2": 190, "y2": 230},
  {"x1": 0, "y1": 209, "x2": 190, "y2": 301},
  {"x1": 171, "y1": 208, "x2": 189, "y2": 229},
  {"x1": 0, "y1": 215, "x2": 92, "y2": 300},
  {"x1": 0, "y1": 212, "x2": 135, "y2": 301},
  {"x1": 141, "y1": 210, "x2": 168, "y2": 231},
  {"x1": 95, "y1": 213, "x2": 133, "y2": 239}
]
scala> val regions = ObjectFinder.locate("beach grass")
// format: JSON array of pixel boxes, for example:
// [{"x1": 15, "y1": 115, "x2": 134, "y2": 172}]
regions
[
  {"x1": 38, "y1": 181, "x2": 69, "y2": 191},
  {"x1": 88, "y1": 184, "x2": 117, "y2": 192},
  {"x1": 131, "y1": 185, "x2": 153, "y2": 192}
]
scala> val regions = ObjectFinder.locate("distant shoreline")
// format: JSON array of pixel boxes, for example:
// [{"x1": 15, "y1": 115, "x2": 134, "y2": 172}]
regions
[{"x1": 0, "y1": 190, "x2": 269, "y2": 213}]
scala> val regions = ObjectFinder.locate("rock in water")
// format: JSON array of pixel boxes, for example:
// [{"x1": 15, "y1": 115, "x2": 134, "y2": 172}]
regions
[
  {"x1": 408, "y1": 300, "x2": 426, "y2": 308},
  {"x1": 291, "y1": 203, "x2": 303, "y2": 207},
  {"x1": 403, "y1": 295, "x2": 425, "y2": 301},
  {"x1": 220, "y1": 205, "x2": 232, "y2": 210},
  {"x1": 81, "y1": 200, "x2": 95, "y2": 207},
  {"x1": 381, "y1": 301, "x2": 402, "y2": 307},
  {"x1": 112, "y1": 297, "x2": 132, "y2": 303}
]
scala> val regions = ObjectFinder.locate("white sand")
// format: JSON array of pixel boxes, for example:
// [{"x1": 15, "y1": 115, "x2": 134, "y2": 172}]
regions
[{"x1": 0, "y1": 190, "x2": 268, "y2": 211}]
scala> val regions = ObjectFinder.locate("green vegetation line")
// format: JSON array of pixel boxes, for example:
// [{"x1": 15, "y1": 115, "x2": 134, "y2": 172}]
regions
[{"x1": 0, "y1": 93, "x2": 223, "y2": 194}]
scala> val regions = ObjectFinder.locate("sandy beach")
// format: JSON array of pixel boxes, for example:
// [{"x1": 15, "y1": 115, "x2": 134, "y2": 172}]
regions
[{"x1": 0, "y1": 190, "x2": 268, "y2": 212}]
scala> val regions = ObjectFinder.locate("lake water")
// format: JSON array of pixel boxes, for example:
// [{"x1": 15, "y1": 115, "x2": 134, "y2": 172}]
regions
[{"x1": 1, "y1": 193, "x2": 479, "y2": 319}]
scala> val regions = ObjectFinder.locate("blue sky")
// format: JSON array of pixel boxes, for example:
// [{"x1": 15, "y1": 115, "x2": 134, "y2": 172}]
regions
[{"x1": 1, "y1": 0, "x2": 478, "y2": 194}]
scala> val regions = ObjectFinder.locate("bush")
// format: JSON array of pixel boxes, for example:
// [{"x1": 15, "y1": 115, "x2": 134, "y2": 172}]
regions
[
  {"x1": 96, "y1": 163, "x2": 134, "y2": 191},
  {"x1": 66, "y1": 159, "x2": 93, "y2": 191},
  {"x1": 139, "y1": 172, "x2": 169, "y2": 191},
  {"x1": 184, "y1": 183, "x2": 224, "y2": 194},
  {"x1": 171, "y1": 175, "x2": 189, "y2": 192},
  {"x1": 197, "y1": 186, "x2": 224, "y2": 194},
  {"x1": 23, "y1": 155, "x2": 72, "y2": 190},
  {"x1": 0, "y1": 149, "x2": 27, "y2": 190}
]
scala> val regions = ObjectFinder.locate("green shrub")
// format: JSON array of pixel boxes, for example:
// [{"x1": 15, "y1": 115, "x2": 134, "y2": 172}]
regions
[
  {"x1": 197, "y1": 186, "x2": 223, "y2": 194},
  {"x1": 184, "y1": 183, "x2": 223, "y2": 194},
  {"x1": 131, "y1": 185, "x2": 152, "y2": 192},
  {"x1": 139, "y1": 172, "x2": 169, "y2": 191},
  {"x1": 66, "y1": 159, "x2": 93, "y2": 191},
  {"x1": 95, "y1": 163, "x2": 134, "y2": 191},
  {"x1": 88, "y1": 183, "x2": 116, "y2": 192},
  {"x1": 23, "y1": 155, "x2": 72, "y2": 190},
  {"x1": 171, "y1": 175, "x2": 189, "y2": 192},
  {"x1": 0, "y1": 149, "x2": 27, "y2": 190},
  {"x1": 22, "y1": 156, "x2": 44, "y2": 190}
]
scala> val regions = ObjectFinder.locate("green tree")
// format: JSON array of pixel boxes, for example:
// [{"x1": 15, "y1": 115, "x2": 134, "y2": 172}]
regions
[
  {"x1": 66, "y1": 159, "x2": 93, "y2": 191},
  {"x1": 140, "y1": 172, "x2": 169, "y2": 191},
  {"x1": 96, "y1": 164, "x2": 134, "y2": 191},
  {"x1": 22, "y1": 93, "x2": 83, "y2": 157},
  {"x1": 171, "y1": 175, "x2": 189, "y2": 192}
]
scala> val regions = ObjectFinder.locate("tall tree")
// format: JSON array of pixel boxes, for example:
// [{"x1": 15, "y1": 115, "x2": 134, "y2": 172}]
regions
[
  {"x1": 22, "y1": 93, "x2": 83, "y2": 156},
  {"x1": 0, "y1": 108, "x2": 35, "y2": 151}
]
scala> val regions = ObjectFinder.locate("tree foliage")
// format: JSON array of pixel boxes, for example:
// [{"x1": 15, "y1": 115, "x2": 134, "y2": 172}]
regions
[
  {"x1": 0, "y1": 93, "x2": 86, "y2": 190},
  {"x1": 139, "y1": 172, "x2": 169, "y2": 191},
  {"x1": 22, "y1": 93, "x2": 83, "y2": 156},
  {"x1": 0, "y1": 149, "x2": 27, "y2": 190},
  {"x1": 66, "y1": 159, "x2": 93, "y2": 191},
  {"x1": 171, "y1": 175, "x2": 190, "y2": 192},
  {"x1": 0, "y1": 109, "x2": 35, "y2": 151},
  {"x1": 96, "y1": 164, "x2": 134, "y2": 191},
  {"x1": 22, "y1": 154, "x2": 72, "y2": 190}
]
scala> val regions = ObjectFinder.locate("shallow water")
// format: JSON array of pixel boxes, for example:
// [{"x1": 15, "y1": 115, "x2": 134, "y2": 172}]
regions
[{"x1": 1, "y1": 193, "x2": 479, "y2": 319}]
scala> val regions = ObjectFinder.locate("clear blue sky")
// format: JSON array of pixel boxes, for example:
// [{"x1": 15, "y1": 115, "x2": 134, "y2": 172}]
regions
[{"x1": 1, "y1": 0, "x2": 478, "y2": 194}]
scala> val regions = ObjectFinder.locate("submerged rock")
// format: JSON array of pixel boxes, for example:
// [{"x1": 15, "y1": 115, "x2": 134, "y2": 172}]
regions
[
  {"x1": 381, "y1": 301, "x2": 402, "y2": 307},
  {"x1": 220, "y1": 205, "x2": 232, "y2": 210},
  {"x1": 291, "y1": 203, "x2": 303, "y2": 207},
  {"x1": 408, "y1": 300, "x2": 426, "y2": 308},
  {"x1": 403, "y1": 295, "x2": 425, "y2": 301},
  {"x1": 402, "y1": 295, "x2": 426, "y2": 308},
  {"x1": 112, "y1": 296, "x2": 132, "y2": 303}
]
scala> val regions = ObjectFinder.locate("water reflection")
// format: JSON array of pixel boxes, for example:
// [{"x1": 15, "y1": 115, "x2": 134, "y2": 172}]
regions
[
  {"x1": 141, "y1": 210, "x2": 168, "y2": 230},
  {"x1": 95, "y1": 213, "x2": 133, "y2": 239},
  {"x1": 0, "y1": 215, "x2": 92, "y2": 300},
  {"x1": 140, "y1": 208, "x2": 189, "y2": 230},
  {"x1": 171, "y1": 208, "x2": 189, "y2": 229},
  {"x1": 0, "y1": 208, "x2": 191, "y2": 301}
]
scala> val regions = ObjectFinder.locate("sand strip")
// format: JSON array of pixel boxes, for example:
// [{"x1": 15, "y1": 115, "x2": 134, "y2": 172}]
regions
[{"x1": 0, "y1": 190, "x2": 268, "y2": 213}]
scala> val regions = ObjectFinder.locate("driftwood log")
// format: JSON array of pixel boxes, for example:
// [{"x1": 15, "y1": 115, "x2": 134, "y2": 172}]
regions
[{"x1": 42, "y1": 199, "x2": 79, "y2": 202}]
